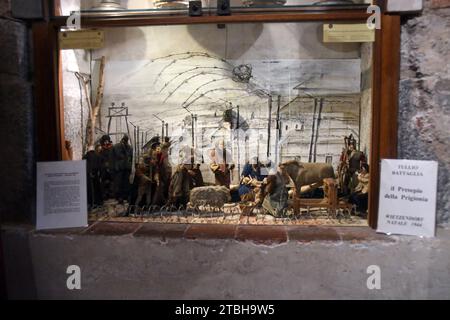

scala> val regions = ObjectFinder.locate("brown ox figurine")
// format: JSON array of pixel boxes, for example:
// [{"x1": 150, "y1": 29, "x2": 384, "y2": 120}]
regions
[{"x1": 282, "y1": 160, "x2": 335, "y2": 196}]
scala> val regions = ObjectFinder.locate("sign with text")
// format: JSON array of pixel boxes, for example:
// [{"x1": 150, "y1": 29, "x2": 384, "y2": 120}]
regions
[
  {"x1": 59, "y1": 30, "x2": 104, "y2": 50},
  {"x1": 36, "y1": 161, "x2": 88, "y2": 230},
  {"x1": 323, "y1": 24, "x2": 375, "y2": 43},
  {"x1": 377, "y1": 159, "x2": 438, "y2": 237}
]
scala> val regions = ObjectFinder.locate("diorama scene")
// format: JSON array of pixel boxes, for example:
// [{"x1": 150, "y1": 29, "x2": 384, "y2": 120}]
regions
[{"x1": 61, "y1": 22, "x2": 373, "y2": 226}]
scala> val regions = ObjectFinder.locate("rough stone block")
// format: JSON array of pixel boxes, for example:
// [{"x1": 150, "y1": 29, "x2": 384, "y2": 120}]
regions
[
  {"x1": 428, "y1": 0, "x2": 450, "y2": 9},
  {"x1": 399, "y1": 6, "x2": 450, "y2": 225},
  {"x1": 1, "y1": 228, "x2": 37, "y2": 299},
  {"x1": 190, "y1": 186, "x2": 231, "y2": 208},
  {"x1": 0, "y1": 76, "x2": 34, "y2": 223},
  {"x1": 387, "y1": 0, "x2": 423, "y2": 12},
  {"x1": 11, "y1": 0, "x2": 43, "y2": 19},
  {"x1": 3, "y1": 226, "x2": 450, "y2": 299},
  {"x1": 0, "y1": 0, "x2": 11, "y2": 16},
  {"x1": 0, "y1": 19, "x2": 28, "y2": 78}
]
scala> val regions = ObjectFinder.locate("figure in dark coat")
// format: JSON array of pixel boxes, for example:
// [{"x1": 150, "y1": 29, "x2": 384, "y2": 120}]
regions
[
  {"x1": 134, "y1": 157, "x2": 153, "y2": 207},
  {"x1": 83, "y1": 145, "x2": 103, "y2": 207},
  {"x1": 338, "y1": 135, "x2": 366, "y2": 195},
  {"x1": 112, "y1": 135, "x2": 133, "y2": 203},
  {"x1": 99, "y1": 135, "x2": 114, "y2": 200},
  {"x1": 190, "y1": 164, "x2": 204, "y2": 189},
  {"x1": 349, "y1": 164, "x2": 370, "y2": 215}
]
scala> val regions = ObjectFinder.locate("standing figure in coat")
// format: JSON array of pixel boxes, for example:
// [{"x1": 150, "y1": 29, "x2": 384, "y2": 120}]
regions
[
  {"x1": 112, "y1": 134, "x2": 133, "y2": 204},
  {"x1": 99, "y1": 135, "x2": 114, "y2": 200},
  {"x1": 190, "y1": 163, "x2": 204, "y2": 189},
  {"x1": 167, "y1": 164, "x2": 192, "y2": 209},
  {"x1": 150, "y1": 140, "x2": 173, "y2": 206},
  {"x1": 83, "y1": 145, "x2": 103, "y2": 208},
  {"x1": 159, "y1": 137, "x2": 173, "y2": 201},
  {"x1": 338, "y1": 135, "x2": 366, "y2": 195},
  {"x1": 134, "y1": 157, "x2": 153, "y2": 207}
]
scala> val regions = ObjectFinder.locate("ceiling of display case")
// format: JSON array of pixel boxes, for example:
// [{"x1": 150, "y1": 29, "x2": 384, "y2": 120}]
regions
[{"x1": 58, "y1": 0, "x2": 371, "y2": 16}]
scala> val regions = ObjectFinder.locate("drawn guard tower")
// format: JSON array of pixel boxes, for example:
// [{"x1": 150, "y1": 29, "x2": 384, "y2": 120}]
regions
[{"x1": 107, "y1": 102, "x2": 131, "y2": 144}]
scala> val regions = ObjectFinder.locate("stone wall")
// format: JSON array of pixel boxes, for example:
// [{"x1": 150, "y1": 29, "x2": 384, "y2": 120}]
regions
[
  {"x1": 0, "y1": 0, "x2": 35, "y2": 223},
  {"x1": 399, "y1": 0, "x2": 450, "y2": 224}
]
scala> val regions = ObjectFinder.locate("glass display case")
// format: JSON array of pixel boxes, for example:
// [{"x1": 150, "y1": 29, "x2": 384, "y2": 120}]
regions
[{"x1": 33, "y1": 0, "x2": 401, "y2": 229}]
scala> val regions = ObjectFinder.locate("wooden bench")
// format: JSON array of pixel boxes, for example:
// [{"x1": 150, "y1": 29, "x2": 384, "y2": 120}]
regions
[{"x1": 292, "y1": 178, "x2": 353, "y2": 218}]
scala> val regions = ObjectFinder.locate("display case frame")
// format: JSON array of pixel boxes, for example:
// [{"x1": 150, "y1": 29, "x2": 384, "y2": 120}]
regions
[{"x1": 33, "y1": 0, "x2": 399, "y2": 229}]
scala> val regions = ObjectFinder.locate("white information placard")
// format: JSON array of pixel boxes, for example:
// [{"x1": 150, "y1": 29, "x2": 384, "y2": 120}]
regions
[
  {"x1": 377, "y1": 159, "x2": 438, "y2": 237},
  {"x1": 36, "y1": 161, "x2": 88, "y2": 230}
]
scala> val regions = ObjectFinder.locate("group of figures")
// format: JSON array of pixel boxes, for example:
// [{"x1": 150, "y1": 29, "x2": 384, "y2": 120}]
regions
[
  {"x1": 83, "y1": 134, "x2": 178, "y2": 209},
  {"x1": 82, "y1": 132, "x2": 278, "y2": 215},
  {"x1": 82, "y1": 134, "x2": 236, "y2": 210},
  {"x1": 83, "y1": 132, "x2": 371, "y2": 218},
  {"x1": 83, "y1": 135, "x2": 133, "y2": 206}
]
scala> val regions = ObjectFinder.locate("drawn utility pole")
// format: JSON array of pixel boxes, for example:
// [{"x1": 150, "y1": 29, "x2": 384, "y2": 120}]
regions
[
  {"x1": 267, "y1": 95, "x2": 273, "y2": 158},
  {"x1": 107, "y1": 102, "x2": 131, "y2": 144},
  {"x1": 182, "y1": 106, "x2": 198, "y2": 166},
  {"x1": 153, "y1": 114, "x2": 166, "y2": 140},
  {"x1": 275, "y1": 95, "x2": 281, "y2": 166}
]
